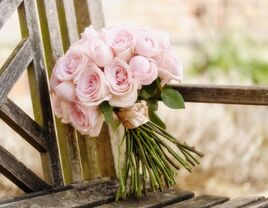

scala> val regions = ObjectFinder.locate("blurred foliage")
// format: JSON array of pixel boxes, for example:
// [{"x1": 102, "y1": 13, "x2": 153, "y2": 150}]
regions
[{"x1": 190, "y1": 36, "x2": 268, "y2": 85}]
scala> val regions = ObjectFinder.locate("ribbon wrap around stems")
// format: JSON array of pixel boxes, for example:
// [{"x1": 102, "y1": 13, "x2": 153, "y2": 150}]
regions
[{"x1": 116, "y1": 101, "x2": 149, "y2": 129}]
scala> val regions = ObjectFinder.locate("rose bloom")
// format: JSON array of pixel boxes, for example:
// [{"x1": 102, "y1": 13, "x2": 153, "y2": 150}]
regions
[
  {"x1": 133, "y1": 27, "x2": 170, "y2": 57},
  {"x1": 104, "y1": 58, "x2": 138, "y2": 108},
  {"x1": 154, "y1": 48, "x2": 183, "y2": 86},
  {"x1": 51, "y1": 95, "x2": 71, "y2": 124},
  {"x1": 85, "y1": 38, "x2": 114, "y2": 68},
  {"x1": 69, "y1": 102, "x2": 104, "y2": 137},
  {"x1": 50, "y1": 48, "x2": 90, "y2": 90},
  {"x1": 81, "y1": 25, "x2": 99, "y2": 41},
  {"x1": 76, "y1": 62, "x2": 111, "y2": 107},
  {"x1": 134, "y1": 30, "x2": 160, "y2": 58},
  {"x1": 102, "y1": 27, "x2": 134, "y2": 62},
  {"x1": 54, "y1": 81, "x2": 76, "y2": 102},
  {"x1": 129, "y1": 56, "x2": 158, "y2": 88}
]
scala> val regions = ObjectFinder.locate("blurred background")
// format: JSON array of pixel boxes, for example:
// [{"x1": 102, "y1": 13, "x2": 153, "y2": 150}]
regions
[{"x1": 1, "y1": 0, "x2": 268, "y2": 199}]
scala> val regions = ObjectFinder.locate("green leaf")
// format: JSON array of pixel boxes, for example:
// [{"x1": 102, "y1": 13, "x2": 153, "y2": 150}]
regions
[
  {"x1": 161, "y1": 88, "x2": 185, "y2": 109},
  {"x1": 100, "y1": 101, "x2": 113, "y2": 124},
  {"x1": 146, "y1": 98, "x2": 158, "y2": 111},
  {"x1": 149, "y1": 110, "x2": 166, "y2": 129},
  {"x1": 111, "y1": 119, "x2": 121, "y2": 131},
  {"x1": 139, "y1": 82, "x2": 158, "y2": 99}
]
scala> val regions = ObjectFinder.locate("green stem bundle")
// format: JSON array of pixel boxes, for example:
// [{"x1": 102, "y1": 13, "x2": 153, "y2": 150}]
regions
[{"x1": 116, "y1": 121, "x2": 204, "y2": 200}]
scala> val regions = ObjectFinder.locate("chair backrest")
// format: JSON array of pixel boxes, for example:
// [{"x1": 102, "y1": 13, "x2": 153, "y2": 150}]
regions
[
  {"x1": 0, "y1": 0, "x2": 116, "y2": 195},
  {"x1": 0, "y1": 0, "x2": 268, "y2": 199}
]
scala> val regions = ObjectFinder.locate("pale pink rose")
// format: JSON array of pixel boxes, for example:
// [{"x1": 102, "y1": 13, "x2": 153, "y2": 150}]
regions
[
  {"x1": 129, "y1": 56, "x2": 158, "y2": 88},
  {"x1": 103, "y1": 27, "x2": 134, "y2": 62},
  {"x1": 54, "y1": 81, "x2": 76, "y2": 102},
  {"x1": 50, "y1": 68, "x2": 61, "y2": 91},
  {"x1": 52, "y1": 48, "x2": 89, "y2": 83},
  {"x1": 76, "y1": 62, "x2": 111, "y2": 107},
  {"x1": 157, "y1": 31, "x2": 170, "y2": 50},
  {"x1": 51, "y1": 95, "x2": 71, "y2": 124},
  {"x1": 81, "y1": 25, "x2": 99, "y2": 41},
  {"x1": 134, "y1": 31, "x2": 160, "y2": 58},
  {"x1": 69, "y1": 102, "x2": 103, "y2": 137},
  {"x1": 104, "y1": 58, "x2": 138, "y2": 108},
  {"x1": 154, "y1": 49, "x2": 183, "y2": 86},
  {"x1": 85, "y1": 38, "x2": 114, "y2": 68}
]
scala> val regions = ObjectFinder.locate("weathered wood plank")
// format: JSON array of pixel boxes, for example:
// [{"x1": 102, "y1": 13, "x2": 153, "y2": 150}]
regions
[
  {"x1": 0, "y1": 0, "x2": 23, "y2": 29},
  {"x1": 62, "y1": 0, "x2": 79, "y2": 43},
  {"x1": 43, "y1": 0, "x2": 64, "y2": 59},
  {"x1": 242, "y1": 198, "x2": 268, "y2": 208},
  {"x1": 87, "y1": 0, "x2": 105, "y2": 30},
  {"x1": 166, "y1": 195, "x2": 229, "y2": 208},
  {"x1": 0, "y1": 185, "x2": 72, "y2": 206},
  {"x1": 0, "y1": 38, "x2": 32, "y2": 104},
  {"x1": 0, "y1": 180, "x2": 118, "y2": 208},
  {"x1": 0, "y1": 146, "x2": 50, "y2": 193},
  {"x1": 0, "y1": 98, "x2": 48, "y2": 152},
  {"x1": 96, "y1": 123, "x2": 116, "y2": 179},
  {"x1": 98, "y1": 189, "x2": 194, "y2": 208},
  {"x1": 20, "y1": 0, "x2": 63, "y2": 186},
  {"x1": 55, "y1": 0, "x2": 71, "y2": 51},
  {"x1": 73, "y1": 0, "x2": 117, "y2": 180},
  {"x1": 39, "y1": 0, "x2": 84, "y2": 184},
  {"x1": 173, "y1": 84, "x2": 268, "y2": 105},
  {"x1": 213, "y1": 196, "x2": 265, "y2": 208},
  {"x1": 73, "y1": 0, "x2": 91, "y2": 34}
]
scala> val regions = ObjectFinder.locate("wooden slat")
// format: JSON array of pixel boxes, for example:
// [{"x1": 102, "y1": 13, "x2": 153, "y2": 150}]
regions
[
  {"x1": 19, "y1": 0, "x2": 63, "y2": 186},
  {"x1": 0, "y1": 98, "x2": 48, "y2": 152},
  {"x1": 166, "y1": 195, "x2": 229, "y2": 208},
  {"x1": 242, "y1": 199, "x2": 268, "y2": 208},
  {"x1": 42, "y1": 0, "x2": 64, "y2": 59},
  {"x1": 73, "y1": 0, "x2": 117, "y2": 180},
  {"x1": 0, "y1": 38, "x2": 32, "y2": 104},
  {"x1": 0, "y1": 146, "x2": 50, "y2": 193},
  {"x1": 37, "y1": 0, "x2": 84, "y2": 184},
  {"x1": 213, "y1": 196, "x2": 265, "y2": 208},
  {"x1": 0, "y1": 0, "x2": 23, "y2": 29},
  {"x1": 62, "y1": 0, "x2": 79, "y2": 44},
  {"x1": 173, "y1": 84, "x2": 268, "y2": 105},
  {"x1": 73, "y1": 0, "x2": 91, "y2": 35},
  {"x1": 96, "y1": 124, "x2": 116, "y2": 178},
  {"x1": 98, "y1": 189, "x2": 194, "y2": 208},
  {"x1": 87, "y1": 0, "x2": 105, "y2": 30},
  {"x1": 0, "y1": 180, "x2": 118, "y2": 208},
  {"x1": 55, "y1": 0, "x2": 71, "y2": 52},
  {"x1": 0, "y1": 185, "x2": 72, "y2": 206}
]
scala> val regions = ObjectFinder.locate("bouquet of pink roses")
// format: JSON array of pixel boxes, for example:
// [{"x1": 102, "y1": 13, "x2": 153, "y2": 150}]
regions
[{"x1": 50, "y1": 25, "x2": 203, "y2": 200}]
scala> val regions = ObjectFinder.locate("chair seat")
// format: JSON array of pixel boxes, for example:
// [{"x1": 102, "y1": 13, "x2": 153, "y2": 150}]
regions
[{"x1": 0, "y1": 180, "x2": 267, "y2": 208}]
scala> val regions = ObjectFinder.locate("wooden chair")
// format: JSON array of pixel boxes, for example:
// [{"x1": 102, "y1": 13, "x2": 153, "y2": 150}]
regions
[{"x1": 0, "y1": 0, "x2": 268, "y2": 207}]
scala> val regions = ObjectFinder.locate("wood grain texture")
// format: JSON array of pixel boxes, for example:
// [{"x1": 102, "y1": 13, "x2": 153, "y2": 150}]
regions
[
  {"x1": 21, "y1": 0, "x2": 63, "y2": 186},
  {"x1": 72, "y1": 0, "x2": 117, "y2": 180},
  {"x1": 173, "y1": 84, "x2": 268, "y2": 105},
  {"x1": 213, "y1": 196, "x2": 265, "y2": 208},
  {"x1": 98, "y1": 189, "x2": 194, "y2": 208},
  {"x1": 62, "y1": 0, "x2": 79, "y2": 43},
  {"x1": 0, "y1": 146, "x2": 50, "y2": 193},
  {"x1": 73, "y1": 0, "x2": 90, "y2": 34},
  {"x1": 0, "y1": 38, "x2": 32, "y2": 104},
  {"x1": 0, "y1": 99, "x2": 48, "y2": 152},
  {"x1": 0, "y1": 0, "x2": 23, "y2": 29},
  {"x1": 0, "y1": 180, "x2": 118, "y2": 208},
  {"x1": 87, "y1": 0, "x2": 105, "y2": 30},
  {"x1": 41, "y1": 0, "x2": 85, "y2": 184},
  {"x1": 96, "y1": 123, "x2": 116, "y2": 179},
  {"x1": 166, "y1": 195, "x2": 229, "y2": 208},
  {"x1": 242, "y1": 199, "x2": 268, "y2": 208}
]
